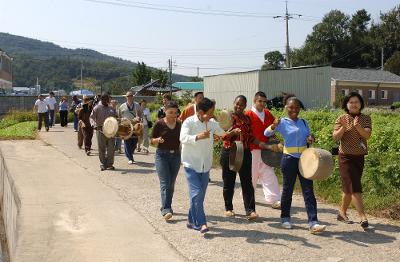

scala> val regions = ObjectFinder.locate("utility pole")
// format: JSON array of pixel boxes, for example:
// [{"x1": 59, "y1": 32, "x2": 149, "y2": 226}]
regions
[
  {"x1": 168, "y1": 57, "x2": 172, "y2": 95},
  {"x1": 381, "y1": 47, "x2": 384, "y2": 71},
  {"x1": 274, "y1": 0, "x2": 302, "y2": 68},
  {"x1": 197, "y1": 67, "x2": 200, "y2": 78},
  {"x1": 80, "y1": 61, "x2": 84, "y2": 90}
]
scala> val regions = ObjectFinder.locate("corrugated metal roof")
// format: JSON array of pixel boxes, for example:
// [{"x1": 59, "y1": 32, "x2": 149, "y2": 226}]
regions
[
  {"x1": 331, "y1": 67, "x2": 400, "y2": 83},
  {"x1": 130, "y1": 79, "x2": 180, "y2": 93},
  {"x1": 172, "y1": 82, "x2": 203, "y2": 90}
]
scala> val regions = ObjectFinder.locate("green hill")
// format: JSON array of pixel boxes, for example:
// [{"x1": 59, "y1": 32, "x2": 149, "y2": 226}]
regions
[{"x1": 0, "y1": 32, "x2": 190, "y2": 93}]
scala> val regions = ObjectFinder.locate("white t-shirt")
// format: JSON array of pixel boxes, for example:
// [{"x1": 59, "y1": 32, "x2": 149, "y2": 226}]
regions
[
  {"x1": 252, "y1": 106, "x2": 265, "y2": 122},
  {"x1": 45, "y1": 96, "x2": 57, "y2": 110},
  {"x1": 35, "y1": 99, "x2": 49, "y2": 113},
  {"x1": 180, "y1": 115, "x2": 225, "y2": 173},
  {"x1": 142, "y1": 108, "x2": 150, "y2": 125}
]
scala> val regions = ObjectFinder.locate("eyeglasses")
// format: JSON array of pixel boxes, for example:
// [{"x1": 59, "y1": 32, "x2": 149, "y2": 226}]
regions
[{"x1": 127, "y1": 95, "x2": 133, "y2": 97}]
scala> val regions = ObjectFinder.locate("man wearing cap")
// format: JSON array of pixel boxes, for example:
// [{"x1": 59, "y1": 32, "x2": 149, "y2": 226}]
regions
[
  {"x1": 90, "y1": 93, "x2": 117, "y2": 171},
  {"x1": 118, "y1": 91, "x2": 143, "y2": 164},
  {"x1": 78, "y1": 96, "x2": 94, "y2": 155},
  {"x1": 179, "y1": 91, "x2": 204, "y2": 123},
  {"x1": 45, "y1": 91, "x2": 57, "y2": 128}
]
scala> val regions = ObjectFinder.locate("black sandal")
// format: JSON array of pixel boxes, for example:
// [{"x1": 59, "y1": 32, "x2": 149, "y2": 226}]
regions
[
  {"x1": 360, "y1": 220, "x2": 369, "y2": 229},
  {"x1": 337, "y1": 213, "x2": 353, "y2": 224}
]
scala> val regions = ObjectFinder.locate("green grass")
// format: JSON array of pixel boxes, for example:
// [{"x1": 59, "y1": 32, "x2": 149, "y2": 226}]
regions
[{"x1": 0, "y1": 121, "x2": 37, "y2": 140}]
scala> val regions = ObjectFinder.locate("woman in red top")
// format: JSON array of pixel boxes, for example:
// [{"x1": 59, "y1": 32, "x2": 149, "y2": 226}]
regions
[{"x1": 220, "y1": 95, "x2": 268, "y2": 220}]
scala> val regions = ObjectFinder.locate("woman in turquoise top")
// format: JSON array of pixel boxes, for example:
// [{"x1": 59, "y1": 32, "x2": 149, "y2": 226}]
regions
[{"x1": 264, "y1": 94, "x2": 326, "y2": 234}]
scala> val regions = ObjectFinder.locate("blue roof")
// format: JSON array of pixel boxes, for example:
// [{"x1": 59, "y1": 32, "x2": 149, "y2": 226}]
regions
[{"x1": 172, "y1": 82, "x2": 203, "y2": 91}]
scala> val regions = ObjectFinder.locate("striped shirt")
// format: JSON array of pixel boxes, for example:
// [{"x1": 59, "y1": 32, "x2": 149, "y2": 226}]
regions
[
  {"x1": 334, "y1": 113, "x2": 371, "y2": 155},
  {"x1": 264, "y1": 117, "x2": 310, "y2": 158}
]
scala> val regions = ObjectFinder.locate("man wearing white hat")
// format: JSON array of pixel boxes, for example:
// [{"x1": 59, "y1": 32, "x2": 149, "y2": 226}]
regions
[{"x1": 118, "y1": 91, "x2": 143, "y2": 164}]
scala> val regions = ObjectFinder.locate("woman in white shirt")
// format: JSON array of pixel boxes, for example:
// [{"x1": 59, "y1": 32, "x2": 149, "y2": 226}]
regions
[{"x1": 180, "y1": 97, "x2": 238, "y2": 233}]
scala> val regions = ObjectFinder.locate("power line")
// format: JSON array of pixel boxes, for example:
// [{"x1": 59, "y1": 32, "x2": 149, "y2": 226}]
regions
[{"x1": 83, "y1": 0, "x2": 313, "y2": 19}]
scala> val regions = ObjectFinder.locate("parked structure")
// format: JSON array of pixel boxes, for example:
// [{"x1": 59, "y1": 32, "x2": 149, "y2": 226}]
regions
[
  {"x1": 0, "y1": 49, "x2": 12, "y2": 92},
  {"x1": 131, "y1": 79, "x2": 180, "y2": 96},
  {"x1": 204, "y1": 66, "x2": 400, "y2": 109}
]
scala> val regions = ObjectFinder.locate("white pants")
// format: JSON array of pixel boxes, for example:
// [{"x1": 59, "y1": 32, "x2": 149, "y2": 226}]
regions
[{"x1": 251, "y1": 149, "x2": 281, "y2": 204}]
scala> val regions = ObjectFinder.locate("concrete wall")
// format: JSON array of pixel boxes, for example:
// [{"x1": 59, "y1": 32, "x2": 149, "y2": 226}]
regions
[
  {"x1": 0, "y1": 95, "x2": 156, "y2": 116},
  {"x1": 204, "y1": 71, "x2": 259, "y2": 110},
  {"x1": 0, "y1": 146, "x2": 20, "y2": 261}
]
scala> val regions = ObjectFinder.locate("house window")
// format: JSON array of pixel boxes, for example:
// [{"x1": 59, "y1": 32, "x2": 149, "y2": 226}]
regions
[
  {"x1": 357, "y1": 89, "x2": 363, "y2": 96},
  {"x1": 341, "y1": 89, "x2": 349, "y2": 96},
  {"x1": 368, "y1": 90, "x2": 376, "y2": 99},
  {"x1": 381, "y1": 90, "x2": 388, "y2": 99}
]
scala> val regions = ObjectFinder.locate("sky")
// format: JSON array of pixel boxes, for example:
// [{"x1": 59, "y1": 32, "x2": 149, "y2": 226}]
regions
[{"x1": 0, "y1": 0, "x2": 399, "y2": 77}]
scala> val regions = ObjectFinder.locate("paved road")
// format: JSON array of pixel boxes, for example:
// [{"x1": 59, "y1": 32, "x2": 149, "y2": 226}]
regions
[{"x1": 39, "y1": 125, "x2": 400, "y2": 262}]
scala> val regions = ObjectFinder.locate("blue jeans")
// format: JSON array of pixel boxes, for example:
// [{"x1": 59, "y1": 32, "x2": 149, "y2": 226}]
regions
[
  {"x1": 281, "y1": 154, "x2": 318, "y2": 227},
  {"x1": 124, "y1": 137, "x2": 138, "y2": 161},
  {"x1": 184, "y1": 167, "x2": 209, "y2": 228},
  {"x1": 73, "y1": 113, "x2": 79, "y2": 131},
  {"x1": 115, "y1": 138, "x2": 122, "y2": 151},
  {"x1": 49, "y1": 110, "x2": 55, "y2": 127},
  {"x1": 155, "y1": 149, "x2": 181, "y2": 216}
]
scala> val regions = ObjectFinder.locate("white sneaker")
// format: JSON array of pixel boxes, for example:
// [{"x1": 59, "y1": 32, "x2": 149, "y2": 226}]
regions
[
  {"x1": 271, "y1": 201, "x2": 281, "y2": 210},
  {"x1": 310, "y1": 223, "x2": 326, "y2": 234},
  {"x1": 128, "y1": 160, "x2": 134, "y2": 165},
  {"x1": 281, "y1": 221, "x2": 292, "y2": 229}
]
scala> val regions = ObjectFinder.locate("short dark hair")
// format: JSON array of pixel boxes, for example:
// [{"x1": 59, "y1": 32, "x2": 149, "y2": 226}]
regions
[
  {"x1": 163, "y1": 93, "x2": 171, "y2": 100},
  {"x1": 101, "y1": 92, "x2": 110, "y2": 99},
  {"x1": 254, "y1": 91, "x2": 267, "y2": 99},
  {"x1": 165, "y1": 100, "x2": 179, "y2": 110},
  {"x1": 49, "y1": 91, "x2": 54, "y2": 95},
  {"x1": 342, "y1": 91, "x2": 364, "y2": 113},
  {"x1": 194, "y1": 91, "x2": 204, "y2": 97},
  {"x1": 234, "y1": 95, "x2": 247, "y2": 104},
  {"x1": 139, "y1": 99, "x2": 147, "y2": 105},
  {"x1": 197, "y1": 97, "x2": 215, "y2": 112},
  {"x1": 283, "y1": 93, "x2": 305, "y2": 110}
]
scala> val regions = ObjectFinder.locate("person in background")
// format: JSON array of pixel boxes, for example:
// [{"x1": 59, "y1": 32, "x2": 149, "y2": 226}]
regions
[
  {"x1": 78, "y1": 96, "x2": 94, "y2": 155},
  {"x1": 71, "y1": 95, "x2": 82, "y2": 132},
  {"x1": 151, "y1": 101, "x2": 181, "y2": 221},
  {"x1": 59, "y1": 97, "x2": 69, "y2": 127},
  {"x1": 333, "y1": 92, "x2": 372, "y2": 229},
  {"x1": 118, "y1": 91, "x2": 142, "y2": 164},
  {"x1": 90, "y1": 92, "x2": 117, "y2": 171},
  {"x1": 34, "y1": 94, "x2": 50, "y2": 132},
  {"x1": 179, "y1": 91, "x2": 204, "y2": 123},
  {"x1": 110, "y1": 99, "x2": 122, "y2": 154},
  {"x1": 158, "y1": 93, "x2": 180, "y2": 120},
  {"x1": 245, "y1": 91, "x2": 281, "y2": 209},
  {"x1": 138, "y1": 99, "x2": 151, "y2": 154},
  {"x1": 45, "y1": 91, "x2": 57, "y2": 128},
  {"x1": 264, "y1": 94, "x2": 326, "y2": 234}
]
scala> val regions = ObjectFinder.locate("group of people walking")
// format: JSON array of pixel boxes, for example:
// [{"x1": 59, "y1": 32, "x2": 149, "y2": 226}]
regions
[
  {"x1": 34, "y1": 89, "x2": 372, "y2": 235},
  {"x1": 151, "y1": 90, "x2": 372, "y2": 235}
]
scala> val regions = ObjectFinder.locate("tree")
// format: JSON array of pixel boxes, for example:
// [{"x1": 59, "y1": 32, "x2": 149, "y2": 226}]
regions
[
  {"x1": 151, "y1": 68, "x2": 168, "y2": 86},
  {"x1": 261, "y1": 51, "x2": 284, "y2": 70},
  {"x1": 131, "y1": 62, "x2": 151, "y2": 86},
  {"x1": 385, "y1": 51, "x2": 400, "y2": 75}
]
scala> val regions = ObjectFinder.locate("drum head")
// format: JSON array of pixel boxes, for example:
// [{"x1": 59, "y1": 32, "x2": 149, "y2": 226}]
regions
[
  {"x1": 299, "y1": 148, "x2": 334, "y2": 180},
  {"x1": 103, "y1": 117, "x2": 118, "y2": 138},
  {"x1": 216, "y1": 110, "x2": 233, "y2": 131},
  {"x1": 118, "y1": 118, "x2": 134, "y2": 140},
  {"x1": 229, "y1": 141, "x2": 244, "y2": 172}
]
